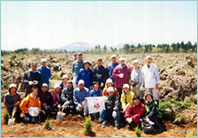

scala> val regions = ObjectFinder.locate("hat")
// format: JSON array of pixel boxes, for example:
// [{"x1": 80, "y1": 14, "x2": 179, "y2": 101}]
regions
[
  {"x1": 77, "y1": 52, "x2": 83, "y2": 56},
  {"x1": 106, "y1": 78, "x2": 113, "y2": 84},
  {"x1": 133, "y1": 96, "x2": 140, "y2": 100},
  {"x1": 62, "y1": 74, "x2": 69, "y2": 80},
  {"x1": 132, "y1": 59, "x2": 140, "y2": 64},
  {"x1": 119, "y1": 57, "x2": 125, "y2": 62},
  {"x1": 54, "y1": 84, "x2": 61, "y2": 89},
  {"x1": 111, "y1": 55, "x2": 116, "y2": 59},
  {"x1": 9, "y1": 83, "x2": 17, "y2": 89},
  {"x1": 83, "y1": 61, "x2": 91, "y2": 66},
  {"x1": 145, "y1": 92, "x2": 153, "y2": 99},
  {"x1": 40, "y1": 58, "x2": 47, "y2": 62},
  {"x1": 123, "y1": 84, "x2": 129, "y2": 89},
  {"x1": 98, "y1": 58, "x2": 102, "y2": 61},
  {"x1": 31, "y1": 62, "x2": 37, "y2": 66},
  {"x1": 78, "y1": 80, "x2": 85, "y2": 85},
  {"x1": 93, "y1": 81, "x2": 99, "y2": 85},
  {"x1": 42, "y1": 83, "x2": 48, "y2": 88},
  {"x1": 146, "y1": 55, "x2": 152, "y2": 60},
  {"x1": 107, "y1": 87, "x2": 114, "y2": 93}
]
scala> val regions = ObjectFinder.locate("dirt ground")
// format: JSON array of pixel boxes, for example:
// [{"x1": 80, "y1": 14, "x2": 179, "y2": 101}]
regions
[{"x1": 1, "y1": 104, "x2": 197, "y2": 137}]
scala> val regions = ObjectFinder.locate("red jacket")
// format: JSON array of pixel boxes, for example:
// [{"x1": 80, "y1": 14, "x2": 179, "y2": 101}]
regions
[
  {"x1": 124, "y1": 102, "x2": 146, "y2": 124},
  {"x1": 51, "y1": 91, "x2": 62, "y2": 105},
  {"x1": 113, "y1": 64, "x2": 132, "y2": 89}
]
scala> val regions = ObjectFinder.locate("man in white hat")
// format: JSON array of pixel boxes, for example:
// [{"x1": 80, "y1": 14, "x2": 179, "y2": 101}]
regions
[
  {"x1": 131, "y1": 59, "x2": 144, "y2": 99},
  {"x1": 100, "y1": 87, "x2": 120, "y2": 129},
  {"x1": 107, "y1": 55, "x2": 118, "y2": 82},
  {"x1": 142, "y1": 55, "x2": 160, "y2": 102},
  {"x1": 3, "y1": 83, "x2": 22, "y2": 122},
  {"x1": 73, "y1": 80, "x2": 89, "y2": 116},
  {"x1": 37, "y1": 58, "x2": 52, "y2": 86},
  {"x1": 113, "y1": 57, "x2": 132, "y2": 96},
  {"x1": 120, "y1": 84, "x2": 134, "y2": 112},
  {"x1": 60, "y1": 74, "x2": 69, "y2": 90}
]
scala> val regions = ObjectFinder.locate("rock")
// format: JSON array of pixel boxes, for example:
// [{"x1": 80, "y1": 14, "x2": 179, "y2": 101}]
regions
[{"x1": 177, "y1": 70, "x2": 185, "y2": 76}]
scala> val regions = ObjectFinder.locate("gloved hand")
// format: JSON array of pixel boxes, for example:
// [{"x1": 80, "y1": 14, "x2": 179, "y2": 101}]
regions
[
  {"x1": 112, "y1": 111, "x2": 117, "y2": 118},
  {"x1": 119, "y1": 73, "x2": 124, "y2": 78},
  {"x1": 33, "y1": 80, "x2": 38, "y2": 85},
  {"x1": 100, "y1": 83, "x2": 104, "y2": 88},
  {"x1": 29, "y1": 81, "x2": 34, "y2": 86},
  {"x1": 126, "y1": 117, "x2": 132, "y2": 124},
  {"x1": 145, "y1": 116, "x2": 155, "y2": 125},
  {"x1": 57, "y1": 104, "x2": 61, "y2": 109}
]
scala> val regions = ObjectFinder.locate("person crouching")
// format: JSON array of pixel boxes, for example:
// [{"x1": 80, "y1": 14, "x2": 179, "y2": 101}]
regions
[
  {"x1": 20, "y1": 87, "x2": 44, "y2": 124},
  {"x1": 100, "y1": 87, "x2": 120, "y2": 129}
]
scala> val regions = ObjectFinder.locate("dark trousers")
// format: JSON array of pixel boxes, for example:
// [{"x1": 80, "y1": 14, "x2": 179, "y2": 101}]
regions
[{"x1": 6, "y1": 106, "x2": 22, "y2": 122}]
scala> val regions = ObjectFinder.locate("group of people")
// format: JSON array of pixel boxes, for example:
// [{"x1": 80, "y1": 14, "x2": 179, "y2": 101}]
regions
[{"x1": 3, "y1": 53, "x2": 165, "y2": 133}]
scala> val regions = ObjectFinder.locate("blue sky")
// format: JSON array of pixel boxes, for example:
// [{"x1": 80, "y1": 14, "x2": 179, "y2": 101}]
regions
[{"x1": 1, "y1": 1, "x2": 197, "y2": 50}]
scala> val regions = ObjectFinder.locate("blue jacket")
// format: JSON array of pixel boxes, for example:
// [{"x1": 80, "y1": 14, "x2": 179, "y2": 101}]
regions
[
  {"x1": 89, "y1": 89, "x2": 101, "y2": 97},
  {"x1": 107, "y1": 62, "x2": 118, "y2": 81},
  {"x1": 76, "y1": 68, "x2": 93, "y2": 89},
  {"x1": 73, "y1": 87, "x2": 89, "y2": 106},
  {"x1": 37, "y1": 66, "x2": 51, "y2": 85},
  {"x1": 72, "y1": 60, "x2": 84, "y2": 76}
]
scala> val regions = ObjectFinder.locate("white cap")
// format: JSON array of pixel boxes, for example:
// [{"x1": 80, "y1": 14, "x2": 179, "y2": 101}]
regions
[
  {"x1": 40, "y1": 58, "x2": 47, "y2": 62},
  {"x1": 106, "y1": 78, "x2": 113, "y2": 84},
  {"x1": 42, "y1": 83, "x2": 48, "y2": 88},
  {"x1": 62, "y1": 74, "x2": 69, "y2": 80},
  {"x1": 9, "y1": 83, "x2": 17, "y2": 89},
  {"x1": 146, "y1": 55, "x2": 152, "y2": 60},
  {"x1": 78, "y1": 80, "x2": 85, "y2": 85},
  {"x1": 123, "y1": 84, "x2": 129, "y2": 89},
  {"x1": 107, "y1": 87, "x2": 114, "y2": 93},
  {"x1": 111, "y1": 55, "x2": 116, "y2": 59},
  {"x1": 54, "y1": 84, "x2": 61, "y2": 89},
  {"x1": 119, "y1": 57, "x2": 125, "y2": 62},
  {"x1": 132, "y1": 59, "x2": 140, "y2": 64}
]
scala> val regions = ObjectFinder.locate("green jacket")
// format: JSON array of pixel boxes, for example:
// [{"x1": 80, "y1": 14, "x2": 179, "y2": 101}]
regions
[{"x1": 145, "y1": 100, "x2": 162, "y2": 119}]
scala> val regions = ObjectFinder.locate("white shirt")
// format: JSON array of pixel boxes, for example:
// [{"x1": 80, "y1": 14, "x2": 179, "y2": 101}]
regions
[{"x1": 142, "y1": 63, "x2": 160, "y2": 88}]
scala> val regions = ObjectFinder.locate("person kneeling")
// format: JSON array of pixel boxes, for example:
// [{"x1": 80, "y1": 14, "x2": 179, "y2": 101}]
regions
[
  {"x1": 73, "y1": 80, "x2": 89, "y2": 117},
  {"x1": 4, "y1": 83, "x2": 22, "y2": 123},
  {"x1": 20, "y1": 87, "x2": 44, "y2": 124},
  {"x1": 61, "y1": 81, "x2": 75, "y2": 115},
  {"x1": 144, "y1": 93, "x2": 165, "y2": 133},
  {"x1": 100, "y1": 87, "x2": 120, "y2": 129},
  {"x1": 124, "y1": 96, "x2": 146, "y2": 129}
]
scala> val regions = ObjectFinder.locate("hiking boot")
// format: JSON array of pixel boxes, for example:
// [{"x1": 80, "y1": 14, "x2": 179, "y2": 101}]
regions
[
  {"x1": 115, "y1": 122, "x2": 120, "y2": 129},
  {"x1": 101, "y1": 122, "x2": 107, "y2": 128}
]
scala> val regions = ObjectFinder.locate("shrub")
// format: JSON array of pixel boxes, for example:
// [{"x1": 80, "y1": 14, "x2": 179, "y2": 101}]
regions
[
  {"x1": 135, "y1": 127, "x2": 141, "y2": 137},
  {"x1": 44, "y1": 116, "x2": 51, "y2": 130},
  {"x1": 84, "y1": 116, "x2": 92, "y2": 134},
  {"x1": 3, "y1": 112, "x2": 10, "y2": 124}
]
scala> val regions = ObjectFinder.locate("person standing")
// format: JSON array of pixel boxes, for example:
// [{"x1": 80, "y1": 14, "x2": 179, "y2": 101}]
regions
[
  {"x1": 76, "y1": 61, "x2": 93, "y2": 90},
  {"x1": 131, "y1": 59, "x2": 144, "y2": 99},
  {"x1": 113, "y1": 57, "x2": 132, "y2": 96},
  {"x1": 23, "y1": 62, "x2": 43, "y2": 96},
  {"x1": 72, "y1": 52, "x2": 84, "y2": 88},
  {"x1": 37, "y1": 58, "x2": 51, "y2": 86},
  {"x1": 142, "y1": 56, "x2": 160, "y2": 102},
  {"x1": 107, "y1": 55, "x2": 118, "y2": 82},
  {"x1": 93, "y1": 58, "x2": 109, "y2": 90}
]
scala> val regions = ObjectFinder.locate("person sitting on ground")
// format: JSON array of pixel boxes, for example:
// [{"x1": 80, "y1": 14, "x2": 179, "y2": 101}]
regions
[
  {"x1": 100, "y1": 87, "x2": 121, "y2": 129},
  {"x1": 39, "y1": 83, "x2": 54, "y2": 117},
  {"x1": 73, "y1": 80, "x2": 89, "y2": 117},
  {"x1": 60, "y1": 74, "x2": 69, "y2": 91},
  {"x1": 4, "y1": 83, "x2": 22, "y2": 122},
  {"x1": 124, "y1": 96, "x2": 146, "y2": 129},
  {"x1": 89, "y1": 81, "x2": 102, "y2": 119},
  {"x1": 51, "y1": 84, "x2": 62, "y2": 111},
  {"x1": 20, "y1": 87, "x2": 44, "y2": 124},
  {"x1": 76, "y1": 61, "x2": 93, "y2": 90},
  {"x1": 131, "y1": 59, "x2": 144, "y2": 99},
  {"x1": 61, "y1": 81, "x2": 75, "y2": 115},
  {"x1": 102, "y1": 78, "x2": 120, "y2": 97},
  {"x1": 120, "y1": 84, "x2": 134, "y2": 112},
  {"x1": 144, "y1": 92, "x2": 165, "y2": 133}
]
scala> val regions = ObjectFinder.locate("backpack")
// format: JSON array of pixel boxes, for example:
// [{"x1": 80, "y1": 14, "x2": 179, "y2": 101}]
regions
[{"x1": 141, "y1": 120, "x2": 154, "y2": 134}]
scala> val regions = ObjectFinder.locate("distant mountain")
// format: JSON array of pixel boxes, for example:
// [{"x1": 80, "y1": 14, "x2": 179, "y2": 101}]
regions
[{"x1": 57, "y1": 42, "x2": 93, "y2": 52}]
